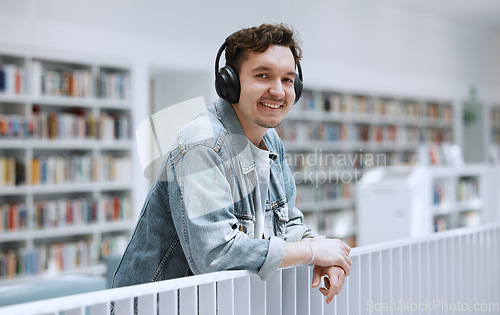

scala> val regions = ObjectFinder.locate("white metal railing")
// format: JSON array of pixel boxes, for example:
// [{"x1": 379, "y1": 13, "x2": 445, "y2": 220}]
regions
[{"x1": 1, "y1": 223, "x2": 499, "y2": 315}]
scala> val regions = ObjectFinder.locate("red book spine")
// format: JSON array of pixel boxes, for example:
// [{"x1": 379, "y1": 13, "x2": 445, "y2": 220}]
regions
[{"x1": 113, "y1": 196, "x2": 120, "y2": 221}]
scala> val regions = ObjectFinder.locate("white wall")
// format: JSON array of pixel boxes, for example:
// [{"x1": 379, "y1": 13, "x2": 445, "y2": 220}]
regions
[{"x1": 1, "y1": 0, "x2": 499, "y2": 206}]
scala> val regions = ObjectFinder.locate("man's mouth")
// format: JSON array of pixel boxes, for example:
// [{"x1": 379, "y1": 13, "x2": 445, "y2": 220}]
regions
[{"x1": 260, "y1": 102, "x2": 282, "y2": 109}]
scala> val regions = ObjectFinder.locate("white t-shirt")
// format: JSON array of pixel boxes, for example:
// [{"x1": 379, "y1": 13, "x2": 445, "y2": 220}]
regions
[{"x1": 249, "y1": 141, "x2": 272, "y2": 239}]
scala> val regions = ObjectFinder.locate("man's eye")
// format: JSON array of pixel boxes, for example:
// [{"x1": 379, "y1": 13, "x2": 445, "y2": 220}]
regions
[
  {"x1": 284, "y1": 78, "x2": 294, "y2": 83},
  {"x1": 256, "y1": 74, "x2": 268, "y2": 78}
]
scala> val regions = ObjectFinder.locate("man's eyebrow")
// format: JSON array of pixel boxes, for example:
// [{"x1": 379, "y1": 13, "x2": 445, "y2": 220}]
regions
[{"x1": 252, "y1": 66, "x2": 296, "y2": 76}]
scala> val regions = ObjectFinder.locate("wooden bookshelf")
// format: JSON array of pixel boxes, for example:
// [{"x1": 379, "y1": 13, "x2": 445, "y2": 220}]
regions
[
  {"x1": 277, "y1": 88, "x2": 455, "y2": 246},
  {"x1": 0, "y1": 51, "x2": 134, "y2": 283}
]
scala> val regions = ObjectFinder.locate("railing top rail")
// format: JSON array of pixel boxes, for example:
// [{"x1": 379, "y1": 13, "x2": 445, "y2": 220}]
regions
[{"x1": 351, "y1": 222, "x2": 500, "y2": 256}]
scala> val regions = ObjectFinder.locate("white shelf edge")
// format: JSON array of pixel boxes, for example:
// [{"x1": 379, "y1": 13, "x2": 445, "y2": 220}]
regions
[
  {"x1": 297, "y1": 199, "x2": 354, "y2": 212},
  {"x1": 0, "y1": 264, "x2": 107, "y2": 286}
]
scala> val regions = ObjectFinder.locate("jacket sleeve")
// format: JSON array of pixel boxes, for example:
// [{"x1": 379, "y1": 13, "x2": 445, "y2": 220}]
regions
[{"x1": 168, "y1": 144, "x2": 286, "y2": 280}]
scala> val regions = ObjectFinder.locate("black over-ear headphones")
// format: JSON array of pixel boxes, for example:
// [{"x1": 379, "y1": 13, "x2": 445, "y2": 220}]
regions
[{"x1": 215, "y1": 38, "x2": 303, "y2": 104}]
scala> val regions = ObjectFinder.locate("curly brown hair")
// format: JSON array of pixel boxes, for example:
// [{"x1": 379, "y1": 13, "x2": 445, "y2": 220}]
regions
[{"x1": 225, "y1": 23, "x2": 302, "y2": 72}]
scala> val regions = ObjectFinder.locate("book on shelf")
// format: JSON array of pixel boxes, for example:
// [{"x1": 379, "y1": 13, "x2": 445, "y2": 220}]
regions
[
  {"x1": 0, "y1": 114, "x2": 34, "y2": 139},
  {"x1": 31, "y1": 154, "x2": 94, "y2": 185},
  {"x1": 0, "y1": 63, "x2": 26, "y2": 95},
  {"x1": 0, "y1": 202, "x2": 28, "y2": 233},
  {"x1": 31, "y1": 61, "x2": 92, "y2": 98},
  {"x1": 0, "y1": 240, "x2": 98, "y2": 279},
  {"x1": 98, "y1": 71, "x2": 131, "y2": 100},
  {"x1": 99, "y1": 112, "x2": 131, "y2": 140},
  {"x1": 0, "y1": 156, "x2": 22, "y2": 186},
  {"x1": 457, "y1": 177, "x2": 480, "y2": 202},
  {"x1": 99, "y1": 155, "x2": 132, "y2": 182},
  {"x1": 295, "y1": 90, "x2": 454, "y2": 123},
  {"x1": 34, "y1": 197, "x2": 98, "y2": 230},
  {"x1": 101, "y1": 194, "x2": 132, "y2": 222}
]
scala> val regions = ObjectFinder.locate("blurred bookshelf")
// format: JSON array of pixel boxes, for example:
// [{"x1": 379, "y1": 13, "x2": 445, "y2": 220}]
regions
[
  {"x1": 0, "y1": 51, "x2": 134, "y2": 284},
  {"x1": 276, "y1": 88, "x2": 455, "y2": 246}
]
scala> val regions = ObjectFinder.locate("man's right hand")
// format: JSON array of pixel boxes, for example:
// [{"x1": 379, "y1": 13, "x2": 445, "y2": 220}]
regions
[{"x1": 305, "y1": 237, "x2": 352, "y2": 275}]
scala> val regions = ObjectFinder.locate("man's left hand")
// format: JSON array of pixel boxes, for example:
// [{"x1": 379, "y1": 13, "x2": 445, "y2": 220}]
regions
[{"x1": 311, "y1": 265, "x2": 347, "y2": 304}]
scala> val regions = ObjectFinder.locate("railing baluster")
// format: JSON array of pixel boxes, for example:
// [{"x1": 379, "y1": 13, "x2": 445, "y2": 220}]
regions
[
  {"x1": 179, "y1": 286, "x2": 197, "y2": 315},
  {"x1": 310, "y1": 266, "x2": 324, "y2": 315},
  {"x1": 296, "y1": 265, "x2": 311, "y2": 315},
  {"x1": 249, "y1": 274, "x2": 265, "y2": 315},
  {"x1": 114, "y1": 298, "x2": 134, "y2": 315},
  {"x1": 348, "y1": 255, "x2": 361, "y2": 314},
  {"x1": 217, "y1": 279, "x2": 234, "y2": 315},
  {"x1": 401, "y1": 245, "x2": 411, "y2": 313},
  {"x1": 359, "y1": 253, "x2": 370, "y2": 315},
  {"x1": 379, "y1": 249, "x2": 391, "y2": 315},
  {"x1": 89, "y1": 303, "x2": 108, "y2": 315},
  {"x1": 266, "y1": 269, "x2": 282, "y2": 315},
  {"x1": 234, "y1": 275, "x2": 251, "y2": 315},
  {"x1": 282, "y1": 267, "x2": 297, "y2": 315},
  {"x1": 63, "y1": 307, "x2": 84, "y2": 315},
  {"x1": 137, "y1": 294, "x2": 156, "y2": 315},
  {"x1": 199, "y1": 282, "x2": 216, "y2": 315},
  {"x1": 158, "y1": 290, "x2": 177, "y2": 315},
  {"x1": 370, "y1": 251, "x2": 382, "y2": 315},
  {"x1": 335, "y1": 269, "x2": 348, "y2": 314}
]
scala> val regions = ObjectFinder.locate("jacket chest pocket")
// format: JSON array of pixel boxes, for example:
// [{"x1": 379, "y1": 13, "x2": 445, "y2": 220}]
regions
[{"x1": 267, "y1": 204, "x2": 289, "y2": 239}]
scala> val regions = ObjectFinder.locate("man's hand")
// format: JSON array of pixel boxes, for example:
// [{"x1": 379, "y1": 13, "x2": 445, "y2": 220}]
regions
[
  {"x1": 312, "y1": 265, "x2": 347, "y2": 304},
  {"x1": 306, "y1": 237, "x2": 352, "y2": 275}
]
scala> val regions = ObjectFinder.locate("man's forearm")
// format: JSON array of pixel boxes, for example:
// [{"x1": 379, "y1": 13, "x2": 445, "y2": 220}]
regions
[{"x1": 279, "y1": 241, "x2": 312, "y2": 268}]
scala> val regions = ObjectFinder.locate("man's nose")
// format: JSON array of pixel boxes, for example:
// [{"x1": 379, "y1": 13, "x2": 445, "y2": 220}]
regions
[{"x1": 268, "y1": 80, "x2": 285, "y2": 99}]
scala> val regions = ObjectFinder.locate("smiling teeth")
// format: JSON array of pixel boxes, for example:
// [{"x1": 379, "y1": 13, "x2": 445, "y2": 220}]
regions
[{"x1": 261, "y1": 102, "x2": 281, "y2": 109}]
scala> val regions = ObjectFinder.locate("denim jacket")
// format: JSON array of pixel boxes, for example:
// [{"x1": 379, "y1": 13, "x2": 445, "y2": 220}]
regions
[{"x1": 112, "y1": 98, "x2": 317, "y2": 288}]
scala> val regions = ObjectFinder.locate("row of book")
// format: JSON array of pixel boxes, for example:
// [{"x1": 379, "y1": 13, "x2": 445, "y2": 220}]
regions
[
  {"x1": 457, "y1": 177, "x2": 481, "y2": 202},
  {"x1": 32, "y1": 154, "x2": 132, "y2": 185},
  {"x1": 31, "y1": 154, "x2": 93, "y2": 185},
  {"x1": 432, "y1": 178, "x2": 481, "y2": 206},
  {"x1": 102, "y1": 194, "x2": 132, "y2": 222},
  {"x1": 0, "y1": 202, "x2": 27, "y2": 233},
  {"x1": 99, "y1": 155, "x2": 132, "y2": 182},
  {"x1": 0, "y1": 111, "x2": 132, "y2": 140},
  {"x1": 100, "y1": 235, "x2": 129, "y2": 259},
  {"x1": 296, "y1": 182, "x2": 353, "y2": 205},
  {"x1": 32, "y1": 61, "x2": 92, "y2": 98},
  {"x1": 0, "y1": 156, "x2": 25, "y2": 186},
  {"x1": 0, "y1": 154, "x2": 131, "y2": 187},
  {"x1": 298, "y1": 91, "x2": 454, "y2": 121},
  {"x1": 492, "y1": 131, "x2": 500, "y2": 145},
  {"x1": 303, "y1": 208, "x2": 355, "y2": 240},
  {"x1": 0, "y1": 233, "x2": 130, "y2": 280},
  {"x1": 277, "y1": 121, "x2": 453, "y2": 144},
  {"x1": 1, "y1": 194, "x2": 131, "y2": 233},
  {"x1": 286, "y1": 151, "x2": 411, "y2": 173},
  {"x1": 33, "y1": 197, "x2": 98, "y2": 230},
  {"x1": 432, "y1": 181, "x2": 452, "y2": 206},
  {"x1": 0, "y1": 240, "x2": 97, "y2": 279},
  {"x1": 97, "y1": 72, "x2": 131, "y2": 100},
  {"x1": 490, "y1": 107, "x2": 500, "y2": 126},
  {"x1": 0, "y1": 64, "x2": 26, "y2": 95},
  {"x1": 434, "y1": 211, "x2": 481, "y2": 232}
]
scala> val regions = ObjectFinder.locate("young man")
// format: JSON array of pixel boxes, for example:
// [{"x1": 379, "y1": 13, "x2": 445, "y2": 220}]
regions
[{"x1": 113, "y1": 23, "x2": 351, "y2": 303}]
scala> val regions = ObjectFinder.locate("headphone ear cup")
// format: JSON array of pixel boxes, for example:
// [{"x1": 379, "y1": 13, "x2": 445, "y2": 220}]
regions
[
  {"x1": 294, "y1": 73, "x2": 303, "y2": 104},
  {"x1": 215, "y1": 65, "x2": 240, "y2": 104}
]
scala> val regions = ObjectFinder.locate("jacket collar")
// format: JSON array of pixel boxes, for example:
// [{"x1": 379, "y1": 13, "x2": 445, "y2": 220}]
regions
[{"x1": 214, "y1": 98, "x2": 278, "y2": 174}]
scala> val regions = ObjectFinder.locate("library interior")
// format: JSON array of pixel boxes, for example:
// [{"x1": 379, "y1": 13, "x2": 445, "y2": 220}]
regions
[{"x1": 1, "y1": 0, "x2": 500, "y2": 313}]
